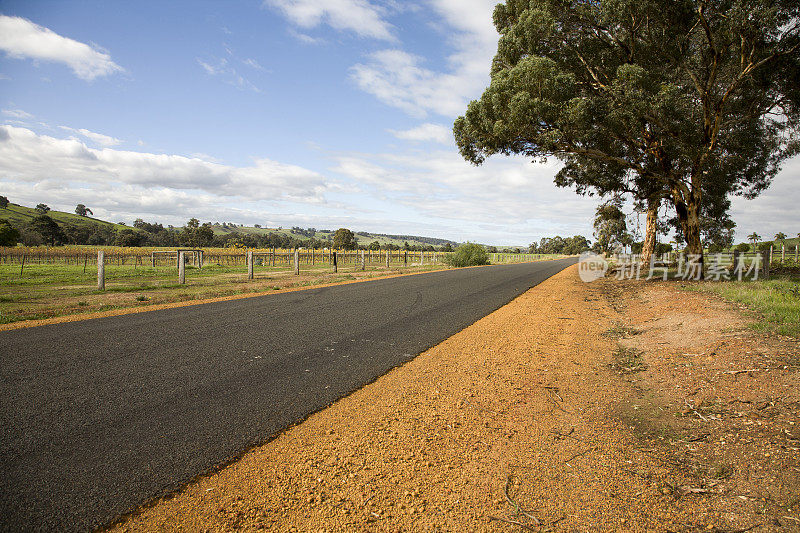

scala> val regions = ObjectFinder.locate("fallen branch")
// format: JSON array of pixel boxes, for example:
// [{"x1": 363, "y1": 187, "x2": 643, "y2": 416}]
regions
[
  {"x1": 564, "y1": 447, "x2": 594, "y2": 463},
  {"x1": 684, "y1": 399, "x2": 709, "y2": 421},
  {"x1": 487, "y1": 515, "x2": 538, "y2": 531}
]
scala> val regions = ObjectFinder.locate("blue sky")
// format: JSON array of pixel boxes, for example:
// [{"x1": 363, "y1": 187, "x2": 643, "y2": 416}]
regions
[{"x1": 0, "y1": 1, "x2": 797, "y2": 246}]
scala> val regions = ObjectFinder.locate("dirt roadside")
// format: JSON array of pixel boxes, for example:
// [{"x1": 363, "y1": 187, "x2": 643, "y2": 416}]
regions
[{"x1": 109, "y1": 266, "x2": 799, "y2": 532}]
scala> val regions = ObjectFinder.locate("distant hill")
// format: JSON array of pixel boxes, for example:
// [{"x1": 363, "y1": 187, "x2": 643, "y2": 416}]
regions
[
  {"x1": 0, "y1": 201, "x2": 459, "y2": 249},
  {"x1": 0, "y1": 202, "x2": 129, "y2": 232},
  {"x1": 209, "y1": 224, "x2": 457, "y2": 249}
]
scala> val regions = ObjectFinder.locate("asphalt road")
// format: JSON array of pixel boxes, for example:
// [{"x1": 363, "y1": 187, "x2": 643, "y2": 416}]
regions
[{"x1": 0, "y1": 258, "x2": 575, "y2": 532}]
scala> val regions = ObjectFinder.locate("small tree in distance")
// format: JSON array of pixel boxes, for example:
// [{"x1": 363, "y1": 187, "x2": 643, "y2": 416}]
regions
[
  {"x1": 35, "y1": 203, "x2": 50, "y2": 215},
  {"x1": 0, "y1": 196, "x2": 9, "y2": 208},
  {"x1": 75, "y1": 204, "x2": 93, "y2": 217},
  {"x1": 748, "y1": 233, "x2": 761, "y2": 246}
]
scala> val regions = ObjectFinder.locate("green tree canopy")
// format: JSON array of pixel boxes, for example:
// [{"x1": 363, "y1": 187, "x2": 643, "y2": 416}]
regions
[
  {"x1": 332, "y1": 228, "x2": 356, "y2": 249},
  {"x1": 28, "y1": 215, "x2": 66, "y2": 245},
  {"x1": 774, "y1": 232, "x2": 787, "y2": 241},
  {"x1": 75, "y1": 204, "x2": 93, "y2": 217},
  {"x1": 35, "y1": 203, "x2": 50, "y2": 215},
  {"x1": 0, "y1": 218, "x2": 20, "y2": 246},
  {"x1": 455, "y1": 0, "x2": 800, "y2": 273},
  {"x1": 593, "y1": 196, "x2": 629, "y2": 254},
  {"x1": 180, "y1": 218, "x2": 214, "y2": 247},
  {"x1": 0, "y1": 196, "x2": 8, "y2": 208}
]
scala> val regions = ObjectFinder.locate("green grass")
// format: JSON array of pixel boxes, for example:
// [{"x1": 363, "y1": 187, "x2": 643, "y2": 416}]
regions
[
  {"x1": 0, "y1": 203, "x2": 129, "y2": 232},
  {"x1": 684, "y1": 276, "x2": 800, "y2": 337}
]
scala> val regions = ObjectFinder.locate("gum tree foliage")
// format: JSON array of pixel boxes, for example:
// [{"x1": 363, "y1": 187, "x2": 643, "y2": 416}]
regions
[
  {"x1": 75, "y1": 204, "x2": 93, "y2": 217},
  {"x1": 333, "y1": 228, "x2": 356, "y2": 250},
  {"x1": 35, "y1": 203, "x2": 50, "y2": 215},
  {"x1": 0, "y1": 218, "x2": 20, "y2": 246},
  {"x1": 0, "y1": 196, "x2": 8, "y2": 208},
  {"x1": 593, "y1": 196, "x2": 630, "y2": 253},
  {"x1": 455, "y1": 0, "x2": 800, "y2": 277},
  {"x1": 180, "y1": 218, "x2": 214, "y2": 247},
  {"x1": 28, "y1": 215, "x2": 66, "y2": 245}
]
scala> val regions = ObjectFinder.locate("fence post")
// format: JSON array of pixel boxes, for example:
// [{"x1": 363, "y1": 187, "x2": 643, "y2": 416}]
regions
[
  {"x1": 247, "y1": 250, "x2": 254, "y2": 280},
  {"x1": 151, "y1": 252, "x2": 155, "y2": 268},
  {"x1": 178, "y1": 251, "x2": 185, "y2": 284},
  {"x1": 97, "y1": 250, "x2": 105, "y2": 290},
  {"x1": 360, "y1": 250, "x2": 365, "y2": 271},
  {"x1": 199, "y1": 250, "x2": 203, "y2": 269},
  {"x1": 333, "y1": 252, "x2": 338, "y2": 273},
  {"x1": 770, "y1": 245, "x2": 773, "y2": 266},
  {"x1": 733, "y1": 250, "x2": 740, "y2": 277},
  {"x1": 761, "y1": 250, "x2": 770, "y2": 280},
  {"x1": 294, "y1": 249, "x2": 300, "y2": 275},
  {"x1": 781, "y1": 244, "x2": 785, "y2": 264},
  {"x1": 404, "y1": 251, "x2": 408, "y2": 267}
]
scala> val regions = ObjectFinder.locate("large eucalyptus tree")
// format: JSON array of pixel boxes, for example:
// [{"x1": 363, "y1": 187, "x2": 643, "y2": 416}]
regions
[{"x1": 455, "y1": 0, "x2": 800, "y2": 273}]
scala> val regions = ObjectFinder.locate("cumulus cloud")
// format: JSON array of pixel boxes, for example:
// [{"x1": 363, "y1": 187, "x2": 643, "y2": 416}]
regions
[
  {"x1": 389, "y1": 123, "x2": 452, "y2": 144},
  {"x1": 58, "y1": 126, "x2": 123, "y2": 147},
  {"x1": 0, "y1": 15, "x2": 123, "y2": 80},
  {"x1": 331, "y1": 148, "x2": 598, "y2": 242},
  {"x1": 350, "y1": 0, "x2": 497, "y2": 118},
  {"x1": 264, "y1": 0, "x2": 395, "y2": 41},
  {"x1": 0, "y1": 125, "x2": 329, "y2": 203}
]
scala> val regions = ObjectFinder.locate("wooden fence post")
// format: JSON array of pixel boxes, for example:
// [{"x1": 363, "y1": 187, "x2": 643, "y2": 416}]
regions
[
  {"x1": 294, "y1": 249, "x2": 300, "y2": 275},
  {"x1": 404, "y1": 251, "x2": 408, "y2": 267},
  {"x1": 385, "y1": 250, "x2": 390, "y2": 268},
  {"x1": 360, "y1": 250, "x2": 365, "y2": 271},
  {"x1": 333, "y1": 252, "x2": 338, "y2": 273},
  {"x1": 761, "y1": 250, "x2": 770, "y2": 280},
  {"x1": 178, "y1": 251, "x2": 185, "y2": 284},
  {"x1": 97, "y1": 250, "x2": 105, "y2": 290},
  {"x1": 781, "y1": 244, "x2": 785, "y2": 264},
  {"x1": 247, "y1": 250, "x2": 254, "y2": 280}
]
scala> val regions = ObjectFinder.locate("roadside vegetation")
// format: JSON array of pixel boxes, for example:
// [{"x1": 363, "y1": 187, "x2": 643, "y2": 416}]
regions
[
  {"x1": 685, "y1": 276, "x2": 800, "y2": 338},
  {"x1": 444, "y1": 243, "x2": 489, "y2": 267}
]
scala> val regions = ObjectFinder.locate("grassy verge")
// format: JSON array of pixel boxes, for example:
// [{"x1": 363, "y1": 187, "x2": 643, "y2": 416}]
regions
[{"x1": 683, "y1": 275, "x2": 800, "y2": 337}]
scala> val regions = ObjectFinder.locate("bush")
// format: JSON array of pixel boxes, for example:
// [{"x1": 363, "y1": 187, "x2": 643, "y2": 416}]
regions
[
  {"x1": 735, "y1": 243, "x2": 751, "y2": 253},
  {"x1": 707, "y1": 243, "x2": 723, "y2": 254},
  {"x1": 758, "y1": 241, "x2": 773, "y2": 252},
  {"x1": 444, "y1": 243, "x2": 489, "y2": 267}
]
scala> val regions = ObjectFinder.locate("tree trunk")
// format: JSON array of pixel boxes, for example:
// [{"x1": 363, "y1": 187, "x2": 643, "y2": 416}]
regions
[
  {"x1": 639, "y1": 196, "x2": 660, "y2": 266},
  {"x1": 672, "y1": 188, "x2": 704, "y2": 279}
]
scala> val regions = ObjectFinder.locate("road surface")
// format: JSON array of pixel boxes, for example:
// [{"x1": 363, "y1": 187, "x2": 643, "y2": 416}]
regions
[{"x1": 0, "y1": 258, "x2": 574, "y2": 531}]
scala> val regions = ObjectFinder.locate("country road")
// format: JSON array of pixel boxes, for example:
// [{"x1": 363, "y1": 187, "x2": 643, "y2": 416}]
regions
[{"x1": 0, "y1": 258, "x2": 574, "y2": 532}]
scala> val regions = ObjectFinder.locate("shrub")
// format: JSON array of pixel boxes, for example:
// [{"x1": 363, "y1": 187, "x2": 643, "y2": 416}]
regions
[
  {"x1": 758, "y1": 241, "x2": 773, "y2": 252},
  {"x1": 444, "y1": 243, "x2": 489, "y2": 267},
  {"x1": 707, "y1": 243, "x2": 723, "y2": 254},
  {"x1": 735, "y1": 243, "x2": 751, "y2": 253}
]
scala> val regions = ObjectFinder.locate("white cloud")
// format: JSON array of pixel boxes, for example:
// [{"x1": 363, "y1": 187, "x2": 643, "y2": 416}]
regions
[
  {"x1": 0, "y1": 125, "x2": 329, "y2": 203},
  {"x1": 390, "y1": 123, "x2": 452, "y2": 144},
  {"x1": 729, "y1": 158, "x2": 800, "y2": 243},
  {"x1": 331, "y1": 148, "x2": 598, "y2": 243},
  {"x1": 58, "y1": 126, "x2": 123, "y2": 147},
  {"x1": 2, "y1": 108, "x2": 33, "y2": 119},
  {"x1": 264, "y1": 0, "x2": 395, "y2": 41},
  {"x1": 0, "y1": 15, "x2": 123, "y2": 80},
  {"x1": 349, "y1": 0, "x2": 497, "y2": 118}
]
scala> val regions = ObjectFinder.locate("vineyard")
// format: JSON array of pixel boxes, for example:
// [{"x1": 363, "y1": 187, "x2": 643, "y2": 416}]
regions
[
  {"x1": 0, "y1": 245, "x2": 565, "y2": 326},
  {"x1": 0, "y1": 246, "x2": 560, "y2": 269}
]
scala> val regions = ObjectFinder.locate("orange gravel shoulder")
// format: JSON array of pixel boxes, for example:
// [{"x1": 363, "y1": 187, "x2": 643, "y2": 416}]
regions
[{"x1": 110, "y1": 266, "x2": 799, "y2": 532}]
